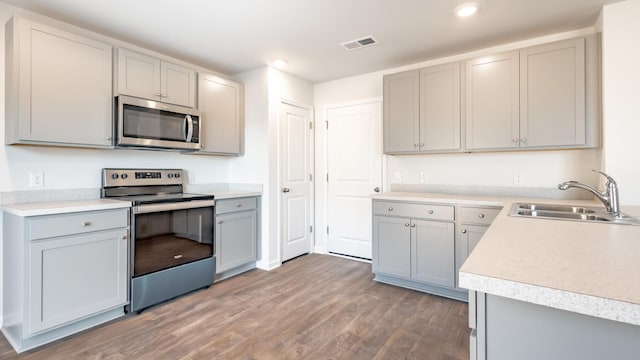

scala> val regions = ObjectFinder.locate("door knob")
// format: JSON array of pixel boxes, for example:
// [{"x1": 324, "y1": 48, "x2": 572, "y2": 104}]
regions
[
  {"x1": 282, "y1": 187, "x2": 290, "y2": 193},
  {"x1": 374, "y1": 187, "x2": 380, "y2": 193}
]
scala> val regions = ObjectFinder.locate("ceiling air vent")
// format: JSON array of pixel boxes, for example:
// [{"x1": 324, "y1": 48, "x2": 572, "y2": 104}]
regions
[{"x1": 340, "y1": 36, "x2": 378, "y2": 51}]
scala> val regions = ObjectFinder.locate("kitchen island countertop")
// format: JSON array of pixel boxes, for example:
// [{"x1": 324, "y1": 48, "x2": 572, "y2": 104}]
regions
[{"x1": 372, "y1": 192, "x2": 640, "y2": 326}]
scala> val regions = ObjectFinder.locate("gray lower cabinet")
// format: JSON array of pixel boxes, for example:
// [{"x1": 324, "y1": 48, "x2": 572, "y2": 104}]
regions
[
  {"x1": 469, "y1": 291, "x2": 640, "y2": 360},
  {"x1": 5, "y1": 16, "x2": 113, "y2": 148},
  {"x1": 2, "y1": 208, "x2": 129, "y2": 353},
  {"x1": 215, "y1": 197, "x2": 258, "y2": 280},
  {"x1": 372, "y1": 200, "x2": 460, "y2": 300},
  {"x1": 456, "y1": 206, "x2": 502, "y2": 289}
]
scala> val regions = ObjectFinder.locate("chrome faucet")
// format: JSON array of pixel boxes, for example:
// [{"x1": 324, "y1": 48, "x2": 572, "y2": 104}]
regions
[{"x1": 558, "y1": 170, "x2": 620, "y2": 217}]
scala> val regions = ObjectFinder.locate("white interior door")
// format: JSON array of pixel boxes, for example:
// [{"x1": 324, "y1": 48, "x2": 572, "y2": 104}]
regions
[
  {"x1": 280, "y1": 102, "x2": 313, "y2": 262},
  {"x1": 327, "y1": 100, "x2": 382, "y2": 259}
]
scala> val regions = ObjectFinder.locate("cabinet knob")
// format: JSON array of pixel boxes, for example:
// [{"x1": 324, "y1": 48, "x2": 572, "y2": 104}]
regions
[
  {"x1": 478, "y1": 213, "x2": 485, "y2": 219},
  {"x1": 428, "y1": 210, "x2": 434, "y2": 214},
  {"x1": 82, "y1": 221, "x2": 91, "y2": 227},
  {"x1": 161, "y1": 94, "x2": 168, "y2": 98},
  {"x1": 520, "y1": 138, "x2": 528, "y2": 143},
  {"x1": 106, "y1": 136, "x2": 113, "y2": 141},
  {"x1": 282, "y1": 187, "x2": 290, "y2": 193},
  {"x1": 414, "y1": 143, "x2": 419, "y2": 147},
  {"x1": 405, "y1": 223, "x2": 410, "y2": 227},
  {"x1": 462, "y1": 229, "x2": 467, "y2": 234},
  {"x1": 388, "y1": 207, "x2": 393, "y2": 211},
  {"x1": 419, "y1": 143, "x2": 424, "y2": 146},
  {"x1": 512, "y1": 138, "x2": 519, "y2": 143},
  {"x1": 237, "y1": 203, "x2": 243, "y2": 207},
  {"x1": 374, "y1": 187, "x2": 381, "y2": 193},
  {"x1": 154, "y1": 92, "x2": 161, "y2": 97},
  {"x1": 411, "y1": 223, "x2": 416, "y2": 228},
  {"x1": 121, "y1": 235, "x2": 128, "y2": 240}
]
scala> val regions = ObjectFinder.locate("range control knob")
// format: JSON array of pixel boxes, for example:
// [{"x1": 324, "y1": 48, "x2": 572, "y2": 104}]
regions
[
  {"x1": 121, "y1": 173, "x2": 128, "y2": 179},
  {"x1": 175, "y1": 173, "x2": 181, "y2": 178},
  {"x1": 168, "y1": 173, "x2": 174, "y2": 179},
  {"x1": 111, "y1": 173, "x2": 119, "y2": 180}
]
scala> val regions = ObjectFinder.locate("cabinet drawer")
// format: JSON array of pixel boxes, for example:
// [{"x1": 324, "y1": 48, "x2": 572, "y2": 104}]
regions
[
  {"x1": 216, "y1": 197, "x2": 257, "y2": 215},
  {"x1": 28, "y1": 209, "x2": 129, "y2": 240},
  {"x1": 460, "y1": 206, "x2": 501, "y2": 225},
  {"x1": 373, "y1": 201, "x2": 454, "y2": 221}
]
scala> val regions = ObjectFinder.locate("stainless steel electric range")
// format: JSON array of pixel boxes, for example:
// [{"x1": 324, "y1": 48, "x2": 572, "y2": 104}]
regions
[{"x1": 101, "y1": 168, "x2": 215, "y2": 313}]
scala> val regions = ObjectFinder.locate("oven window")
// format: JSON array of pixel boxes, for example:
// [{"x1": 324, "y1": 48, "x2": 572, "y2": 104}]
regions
[
  {"x1": 133, "y1": 206, "x2": 213, "y2": 277},
  {"x1": 123, "y1": 104, "x2": 198, "y2": 142}
]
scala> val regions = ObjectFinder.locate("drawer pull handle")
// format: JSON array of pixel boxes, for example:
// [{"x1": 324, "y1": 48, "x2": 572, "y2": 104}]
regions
[
  {"x1": 478, "y1": 214, "x2": 485, "y2": 219},
  {"x1": 82, "y1": 221, "x2": 91, "y2": 227},
  {"x1": 237, "y1": 204, "x2": 243, "y2": 207},
  {"x1": 174, "y1": 254, "x2": 183, "y2": 260},
  {"x1": 428, "y1": 210, "x2": 434, "y2": 214},
  {"x1": 388, "y1": 207, "x2": 393, "y2": 211}
]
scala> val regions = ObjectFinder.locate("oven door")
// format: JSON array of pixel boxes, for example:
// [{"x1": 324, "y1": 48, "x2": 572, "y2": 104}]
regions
[{"x1": 132, "y1": 200, "x2": 214, "y2": 277}]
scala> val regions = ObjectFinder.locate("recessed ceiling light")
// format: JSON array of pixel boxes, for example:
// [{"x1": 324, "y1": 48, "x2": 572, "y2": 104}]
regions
[
  {"x1": 272, "y1": 59, "x2": 287, "y2": 68},
  {"x1": 455, "y1": 2, "x2": 479, "y2": 17}
]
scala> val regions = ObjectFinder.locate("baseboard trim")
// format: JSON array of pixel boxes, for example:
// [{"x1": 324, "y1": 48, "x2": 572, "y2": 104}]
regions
[{"x1": 256, "y1": 259, "x2": 281, "y2": 271}]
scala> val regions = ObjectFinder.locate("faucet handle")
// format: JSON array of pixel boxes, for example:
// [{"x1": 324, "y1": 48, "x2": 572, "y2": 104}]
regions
[{"x1": 591, "y1": 169, "x2": 617, "y2": 185}]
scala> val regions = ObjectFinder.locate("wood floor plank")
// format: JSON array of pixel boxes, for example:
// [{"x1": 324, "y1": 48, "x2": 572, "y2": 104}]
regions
[{"x1": 0, "y1": 254, "x2": 469, "y2": 359}]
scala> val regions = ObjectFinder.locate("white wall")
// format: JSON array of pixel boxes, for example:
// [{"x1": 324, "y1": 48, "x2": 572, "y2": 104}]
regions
[
  {"x1": 230, "y1": 67, "x2": 313, "y2": 269},
  {"x1": 601, "y1": 0, "x2": 640, "y2": 206},
  {"x1": 313, "y1": 27, "x2": 604, "y2": 253}
]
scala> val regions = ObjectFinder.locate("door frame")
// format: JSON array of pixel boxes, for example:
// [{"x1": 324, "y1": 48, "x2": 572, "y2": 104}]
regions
[
  {"x1": 278, "y1": 98, "x2": 315, "y2": 263},
  {"x1": 320, "y1": 97, "x2": 385, "y2": 256}
]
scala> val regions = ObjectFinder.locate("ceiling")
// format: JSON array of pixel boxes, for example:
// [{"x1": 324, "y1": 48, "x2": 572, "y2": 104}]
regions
[{"x1": 1, "y1": 0, "x2": 621, "y2": 83}]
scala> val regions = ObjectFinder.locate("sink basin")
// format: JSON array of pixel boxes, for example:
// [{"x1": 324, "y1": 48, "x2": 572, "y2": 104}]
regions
[
  {"x1": 509, "y1": 203, "x2": 640, "y2": 226},
  {"x1": 515, "y1": 203, "x2": 597, "y2": 214}
]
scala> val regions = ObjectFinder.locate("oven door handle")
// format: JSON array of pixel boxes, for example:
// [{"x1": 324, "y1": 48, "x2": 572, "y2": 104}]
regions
[{"x1": 134, "y1": 199, "x2": 215, "y2": 214}]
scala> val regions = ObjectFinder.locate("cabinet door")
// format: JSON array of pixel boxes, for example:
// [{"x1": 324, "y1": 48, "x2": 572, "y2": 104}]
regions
[
  {"x1": 465, "y1": 51, "x2": 520, "y2": 150},
  {"x1": 411, "y1": 219, "x2": 455, "y2": 287},
  {"x1": 12, "y1": 19, "x2": 113, "y2": 147},
  {"x1": 520, "y1": 38, "x2": 586, "y2": 147},
  {"x1": 372, "y1": 216, "x2": 411, "y2": 278},
  {"x1": 466, "y1": 225, "x2": 488, "y2": 255},
  {"x1": 216, "y1": 210, "x2": 257, "y2": 273},
  {"x1": 29, "y1": 229, "x2": 128, "y2": 334},
  {"x1": 161, "y1": 61, "x2": 196, "y2": 108},
  {"x1": 419, "y1": 62, "x2": 461, "y2": 151},
  {"x1": 198, "y1": 74, "x2": 243, "y2": 154},
  {"x1": 117, "y1": 48, "x2": 161, "y2": 101},
  {"x1": 383, "y1": 69, "x2": 420, "y2": 153}
]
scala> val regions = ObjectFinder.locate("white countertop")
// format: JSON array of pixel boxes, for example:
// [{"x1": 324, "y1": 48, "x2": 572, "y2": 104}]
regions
[
  {"x1": 206, "y1": 190, "x2": 263, "y2": 200},
  {"x1": 2, "y1": 199, "x2": 132, "y2": 217},
  {"x1": 372, "y1": 192, "x2": 640, "y2": 326}
]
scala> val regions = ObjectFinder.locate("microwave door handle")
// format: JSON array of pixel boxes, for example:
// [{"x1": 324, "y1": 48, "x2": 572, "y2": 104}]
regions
[{"x1": 184, "y1": 114, "x2": 194, "y2": 142}]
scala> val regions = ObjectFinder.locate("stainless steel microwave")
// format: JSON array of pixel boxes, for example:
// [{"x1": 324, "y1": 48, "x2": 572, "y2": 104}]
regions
[{"x1": 115, "y1": 95, "x2": 201, "y2": 151}]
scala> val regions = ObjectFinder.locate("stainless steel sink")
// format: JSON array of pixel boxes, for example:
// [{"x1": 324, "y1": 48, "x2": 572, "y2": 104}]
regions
[{"x1": 509, "y1": 203, "x2": 640, "y2": 226}]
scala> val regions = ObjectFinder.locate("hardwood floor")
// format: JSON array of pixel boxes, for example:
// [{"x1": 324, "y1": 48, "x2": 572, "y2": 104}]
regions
[{"x1": 0, "y1": 254, "x2": 470, "y2": 359}]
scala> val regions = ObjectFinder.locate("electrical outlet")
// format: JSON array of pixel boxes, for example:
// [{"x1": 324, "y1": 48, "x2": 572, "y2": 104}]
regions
[
  {"x1": 30, "y1": 172, "x2": 44, "y2": 188},
  {"x1": 420, "y1": 172, "x2": 427, "y2": 183},
  {"x1": 513, "y1": 172, "x2": 522, "y2": 185}
]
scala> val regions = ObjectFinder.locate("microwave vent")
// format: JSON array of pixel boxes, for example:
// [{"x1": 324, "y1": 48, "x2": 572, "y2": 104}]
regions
[{"x1": 340, "y1": 36, "x2": 378, "y2": 51}]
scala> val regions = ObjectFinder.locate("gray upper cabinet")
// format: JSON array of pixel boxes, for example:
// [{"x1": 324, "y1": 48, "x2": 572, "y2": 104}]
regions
[
  {"x1": 195, "y1": 74, "x2": 244, "y2": 155},
  {"x1": 465, "y1": 51, "x2": 520, "y2": 150},
  {"x1": 520, "y1": 38, "x2": 586, "y2": 148},
  {"x1": 117, "y1": 48, "x2": 196, "y2": 108},
  {"x1": 383, "y1": 63, "x2": 461, "y2": 154},
  {"x1": 465, "y1": 37, "x2": 592, "y2": 151},
  {"x1": 419, "y1": 62, "x2": 461, "y2": 151},
  {"x1": 383, "y1": 69, "x2": 420, "y2": 153},
  {"x1": 5, "y1": 16, "x2": 113, "y2": 148}
]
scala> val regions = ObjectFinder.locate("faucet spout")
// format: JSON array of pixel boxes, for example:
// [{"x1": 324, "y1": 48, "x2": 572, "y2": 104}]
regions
[{"x1": 557, "y1": 170, "x2": 621, "y2": 217}]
